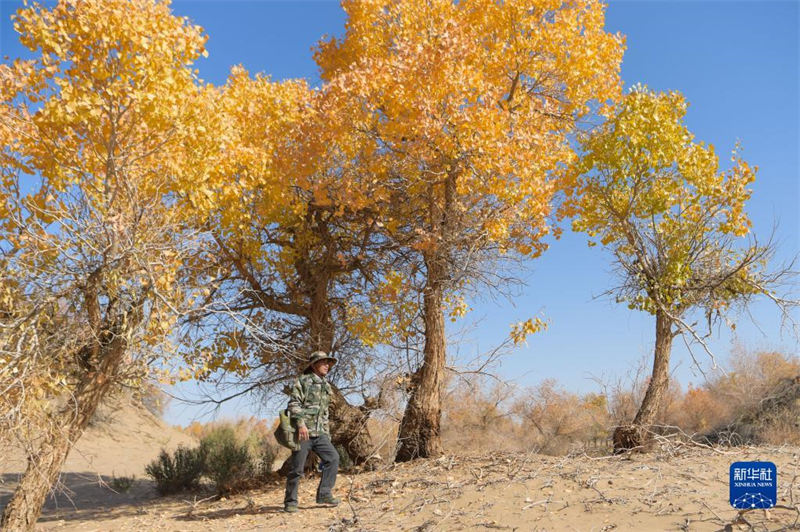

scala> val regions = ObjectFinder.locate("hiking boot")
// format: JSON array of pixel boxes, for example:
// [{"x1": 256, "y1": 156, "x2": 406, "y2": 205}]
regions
[
  {"x1": 284, "y1": 503, "x2": 298, "y2": 513},
  {"x1": 316, "y1": 495, "x2": 340, "y2": 506}
]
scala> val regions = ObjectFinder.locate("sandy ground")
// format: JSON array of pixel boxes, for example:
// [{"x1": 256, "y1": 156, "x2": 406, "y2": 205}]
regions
[
  {"x1": 1, "y1": 406, "x2": 799, "y2": 531},
  {"x1": 0, "y1": 400, "x2": 198, "y2": 522},
  {"x1": 4, "y1": 445, "x2": 800, "y2": 530}
]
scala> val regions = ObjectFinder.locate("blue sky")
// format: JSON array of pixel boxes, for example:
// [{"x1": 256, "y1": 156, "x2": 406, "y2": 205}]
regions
[{"x1": 1, "y1": 1, "x2": 797, "y2": 426}]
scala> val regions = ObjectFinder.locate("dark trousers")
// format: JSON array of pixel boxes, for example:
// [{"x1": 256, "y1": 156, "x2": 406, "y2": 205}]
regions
[{"x1": 284, "y1": 434, "x2": 339, "y2": 505}]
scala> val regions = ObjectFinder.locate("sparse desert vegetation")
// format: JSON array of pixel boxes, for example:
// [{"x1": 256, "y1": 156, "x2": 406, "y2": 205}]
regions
[
  {"x1": 1, "y1": 348, "x2": 799, "y2": 531},
  {"x1": 439, "y1": 349, "x2": 800, "y2": 456},
  {"x1": 1, "y1": 0, "x2": 797, "y2": 530}
]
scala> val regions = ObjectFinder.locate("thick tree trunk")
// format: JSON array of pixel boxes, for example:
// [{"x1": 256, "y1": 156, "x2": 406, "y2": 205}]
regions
[
  {"x1": 1, "y1": 355, "x2": 122, "y2": 530},
  {"x1": 395, "y1": 255, "x2": 446, "y2": 462},
  {"x1": 613, "y1": 309, "x2": 674, "y2": 452},
  {"x1": 1, "y1": 425, "x2": 78, "y2": 531},
  {"x1": 308, "y1": 275, "x2": 335, "y2": 356},
  {"x1": 328, "y1": 384, "x2": 381, "y2": 470}
]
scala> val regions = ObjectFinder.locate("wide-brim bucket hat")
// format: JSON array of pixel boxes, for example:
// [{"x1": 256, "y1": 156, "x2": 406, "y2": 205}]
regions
[{"x1": 304, "y1": 350, "x2": 337, "y2": 371}]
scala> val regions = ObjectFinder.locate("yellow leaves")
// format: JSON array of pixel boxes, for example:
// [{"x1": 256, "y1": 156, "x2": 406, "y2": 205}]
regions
[
  {"x1": 345, "y1": 269, "x2": 418, "y2": 347},
  {"x1": 510, "y1": 317, "x2": 548, "y2": 345},
  {"x1": 572, "y1": 87, "x2": 763, "y2": 317},
  {"x1": 0, "y1": 0, "x2": 224, "y2": 414},
  {"x1": 445, "y1": 294, "x2": 470, "y2": 322},
  {"x1": 176, "y1": 367, "x2": 195, "y2": 382},
  {"x1": 346, "y1": 303, "x2": 387, "y2": 349},
  {"x1": 316, "y1": 1, "x2": 621, "y2": 195},
  {"x1": 312, "y1": 186, "x2": 332, "y2": 207},
  {"x1": 0, "y1": 0, "x2": 622, "y2": 399},
  {"x1": 179, "y1": 68, "x2": 317, "y2": 234},
  {"x1": 154, "y1": 269, "x2": 176, "y2": 292},
  {"x1": 574, "y1": 87, "x2": 754, "y2": 232},
  {"x1": 482, "y1": 217, "x2": 510, "y2": 241},
  {"x1": 7, "y1": 0, "x2": 211, "y2": 197},
  {"x1": 307, "y1": 0, "x2": 624, "y2": 285},
  {"x1": 377, "y1": 270, "x2": 408, "y2": 303}
]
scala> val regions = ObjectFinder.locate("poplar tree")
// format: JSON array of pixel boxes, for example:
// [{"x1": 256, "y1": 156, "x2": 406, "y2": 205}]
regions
[
  {"x1": 0, "y1": 1, "x2": 211, "y2": 527},
  {"x1": 315, "y1": 0, "x2": 625, "y2": 460}
]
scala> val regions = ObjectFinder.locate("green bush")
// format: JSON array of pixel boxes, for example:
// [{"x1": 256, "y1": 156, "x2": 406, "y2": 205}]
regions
[
  {"x1": 110, "y1": 474, "x2": 135, "y2": 493},
  {"x1": 144, "y1": 446, "x2": 204, "y2": 495},
  {"x1": 200, "y1": 426, "x2": 256, "y2": 495},
  {"x1": 146, "y1": 423, "x2": 280, "y2": 497}
]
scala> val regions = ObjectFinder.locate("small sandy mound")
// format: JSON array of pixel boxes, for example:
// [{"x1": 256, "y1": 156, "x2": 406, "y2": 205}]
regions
[{"x1": 0, "y1": 398, "x2": 198, "y2": 516}]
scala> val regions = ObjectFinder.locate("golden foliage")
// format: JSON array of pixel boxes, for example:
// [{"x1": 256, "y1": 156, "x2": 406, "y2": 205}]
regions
[
  {"x1": 567, "y1": 86, "x2": 763, "y2": 316},
  {"x1": 0, "y1": 0, "x2": 211, "y2": 429},
  {"x1": 316, "y1": 0, "x2": 625, "y2": 257},
  {"x1": 310, "y1": 0, "x2": 625, "y2": 352}
]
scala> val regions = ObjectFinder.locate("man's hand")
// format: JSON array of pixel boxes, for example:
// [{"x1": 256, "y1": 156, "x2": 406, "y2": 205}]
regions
[{"x1": 298, "y1": 425, "x2": 309, "y2": 442}]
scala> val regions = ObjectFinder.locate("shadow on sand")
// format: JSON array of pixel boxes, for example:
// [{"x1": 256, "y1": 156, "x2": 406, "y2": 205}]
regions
[
  {"x1": 175, "y1": 503, "x2": 288, "y2": 521},
  {"x1": 0, "y1": 472, "x2": 167, "y2": 523},
  {"x1": 0, "y1": 472, "x2": 292, "y2": 524}
]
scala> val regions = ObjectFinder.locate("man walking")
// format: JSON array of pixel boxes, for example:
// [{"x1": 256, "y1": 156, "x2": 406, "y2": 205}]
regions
[{"x1": 284, "y1": 351, "x2": 341, "y2": 513}]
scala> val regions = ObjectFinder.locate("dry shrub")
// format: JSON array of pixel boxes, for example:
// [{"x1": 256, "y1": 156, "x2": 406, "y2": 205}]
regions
[
  {"x1": 110, "y1": 474, "x2": 136, "y2": 493},
  {"x1": 165, "y1": 349, "x2": 797, "y2": 469},
  {"x1": 366, "y1": 416, "x2": 399, "y2": 461},
  {"x1": 440, "y1": 377, "x2": 612, "y2": 456},
  {"x1": 513, "y1": 380, "x2": 609, "y2": 455},
  {"x1": 699, "y1": 349, "x2": 800, "y2": 445},
  {"x1": 599, "y1": 357, "x2": 683, "y2": 429},
  {"x1": 751, "y1": 376, "x2": 800, "y2": 445},
  {"x1": 441, "y1": 378, "x2": 518, "y2": 453},
  {"x1": 145, "y1": 446, "x2": 205, "y2": 495},
  {"x1": 708, "y1": 349, "x2": 800, "y2": 418},
  {"x1": 183, "y1": 416, "x2": 273, "y2": 443},
  {"x1": 200, "y1": 426, "x2": 264, "y2": 495},
  {"x1": 599, "y1": 349, "x2": 799, "y2": 445},
  {"x1": 671, "y1": 386, "x2": 728, "y2": 434},
  {"x1": 435, "y1": 348, "x2": 798, "y2": 457},
  {"x1": 183, "y1": 421, "x2": 205, "y2": 440},
  {"x1": 170, "y1": 418, "x2": 279, "y2": 495}
]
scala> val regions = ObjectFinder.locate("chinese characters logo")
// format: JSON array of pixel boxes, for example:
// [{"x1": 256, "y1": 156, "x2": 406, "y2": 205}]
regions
[{"x1": 730, "y1": 462, "x2": 777, "y2": 509}]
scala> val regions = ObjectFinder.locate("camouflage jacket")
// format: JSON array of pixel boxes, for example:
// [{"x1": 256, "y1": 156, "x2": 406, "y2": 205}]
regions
[{"x1": 287, "y1": 372, "x2": 332, "y2": 437}]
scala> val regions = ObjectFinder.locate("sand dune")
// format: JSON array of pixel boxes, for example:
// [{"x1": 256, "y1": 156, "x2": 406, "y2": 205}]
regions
[{"x1": 0, "y1": 399, "x2": 197, "y2": 520}]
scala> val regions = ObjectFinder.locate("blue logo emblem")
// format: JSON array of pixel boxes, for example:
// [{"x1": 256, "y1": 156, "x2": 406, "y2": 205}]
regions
[{"x1": 730, "y1": 461, "x2": 777, "y2": 509}]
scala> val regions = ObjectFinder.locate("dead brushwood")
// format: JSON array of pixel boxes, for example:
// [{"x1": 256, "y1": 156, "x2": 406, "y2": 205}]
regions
[
  {"x1": 182, "y1": 494, "x2": 217, "y2": 518},
  {"x1": 344, "y1": 476, "x2": 361, "y2": 527},
  {"x1": 476, "y1": 522, "x2": 514, "y2": 530},
  {"x1": 696, "y1": 500, "x2": 726, "y2": 525}
]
